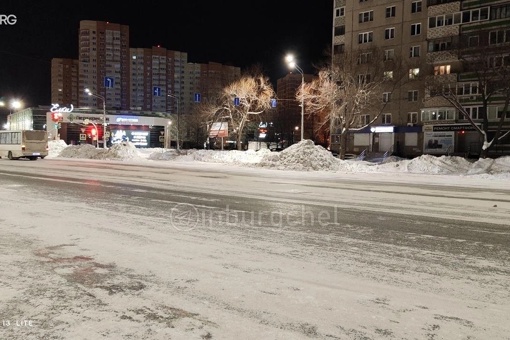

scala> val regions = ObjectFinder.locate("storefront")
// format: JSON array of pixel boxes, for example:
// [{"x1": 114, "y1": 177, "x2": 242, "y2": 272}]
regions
[
  {"x1": 45, "y1": 106, "x2": 172, "y2": 148},
  {"x1": 422, "y1": 123, "x2": 481, "y2": 156},
  {"x1": 347, "y1": 125, "x2": 423, "y2": 158}
]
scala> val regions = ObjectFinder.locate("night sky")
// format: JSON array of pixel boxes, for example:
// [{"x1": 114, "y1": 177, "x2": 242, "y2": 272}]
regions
[{"x1": 0, "y1": 0, "x2": 333, "y2": 109}]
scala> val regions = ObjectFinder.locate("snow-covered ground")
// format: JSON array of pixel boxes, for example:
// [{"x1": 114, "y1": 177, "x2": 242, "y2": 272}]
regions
[
  {"x1": 1, "y1": 140, "x2": 509, "y2": 339},
  {"x1": 48, "y1": 139, "x2": 510, "y2": 179}
]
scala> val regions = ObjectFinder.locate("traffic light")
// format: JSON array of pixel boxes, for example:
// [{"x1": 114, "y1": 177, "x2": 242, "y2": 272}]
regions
[{"x1": 51, "y1": 112, "x2": 62, "y2": 122}]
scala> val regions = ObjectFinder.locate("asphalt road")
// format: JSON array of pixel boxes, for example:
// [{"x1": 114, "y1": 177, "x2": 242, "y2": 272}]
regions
[{"x1": 0, "y1": 158, "x2": 509, "y2": 339}]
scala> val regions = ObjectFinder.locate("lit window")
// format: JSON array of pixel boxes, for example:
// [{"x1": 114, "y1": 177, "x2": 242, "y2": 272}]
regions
[
  {"x1": 434, "y1": 65, "x2": 451, "y2": 75},
  {"x1": 409, "y1": 68, "x2": 420, "y2": 79}
]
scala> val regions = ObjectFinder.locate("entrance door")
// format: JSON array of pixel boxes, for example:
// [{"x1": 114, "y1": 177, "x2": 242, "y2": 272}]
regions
[{"x1": 379, "y1": 133, "x2": 393, "y2": 152}]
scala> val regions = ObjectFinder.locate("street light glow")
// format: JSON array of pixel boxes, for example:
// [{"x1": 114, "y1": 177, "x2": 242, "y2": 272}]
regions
[
  {"x1": 1, "y1": 98, "x2": 23, "y2": 130},
  {"x1": 285, "y1": 54, "x2": 305, "y2": 141},
  {"x1": 11, "y1": 100, "x2": 22, "y2": 110}
]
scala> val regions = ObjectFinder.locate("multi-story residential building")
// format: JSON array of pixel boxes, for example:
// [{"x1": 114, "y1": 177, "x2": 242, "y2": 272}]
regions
[
  {"x1": 78, "y1": 20, "x2": 130, "y2": 111},
  {"x1": 332, "y1": 0, "x2": 428, "y2": 157},
  {"x1": 181, "y1": 61, "x2": 241, "y2": 145},
  {"x1": 50, "y1": 20, "x2": 241, "y2": 148},
  {"x1": 129, "y1": 46, "x2": 187, "y2": 114},
  {"x1": 331, "y1": 0, "x2": 510, "y2": 158},
  {"x1": 424, "y1": 0, "x2": 510, "y2": 157},
  {"x1": 51, "y1": 58, "x2": 79, "y2": 106}
]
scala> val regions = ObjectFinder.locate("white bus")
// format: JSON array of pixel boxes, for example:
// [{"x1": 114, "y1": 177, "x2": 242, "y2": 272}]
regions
[{"x1": 0, "y1": 130, "x2": 49, "y2": 160}]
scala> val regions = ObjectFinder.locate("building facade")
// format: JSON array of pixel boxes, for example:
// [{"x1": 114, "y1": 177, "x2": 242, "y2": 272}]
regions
[
  {"x1": 331, "y1": 0, "x2": 510, "y2": 158},
  {"x1": 10, "y1": 106, "x2": 172, "y2": 148},
  {"x1": 78, "y1": 21, "x2": 131, "y2": 111},
  {"x1": 51, "y1": 58, "x2": 79, "y2": 106}
]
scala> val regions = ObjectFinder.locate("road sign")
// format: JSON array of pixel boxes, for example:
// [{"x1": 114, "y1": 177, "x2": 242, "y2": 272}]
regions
[
  {"x1": 234, "y1": 97, "x2": 240, "y2": 106},
  {"x1": 194, "y1": 93, "x2": 201, "y2": 103},
  {"x1": 104, "y1": 77, "x2": 114, "y2": 88},
  {"x1": 79, "y1": 134, "x2": 86, "y2": 141},
  {"x1": 153, "y1": 86, "x2": 161, "y2": 96},
  {"x1": 159, "y1": 136, "x2": 165, "y2": 143}
]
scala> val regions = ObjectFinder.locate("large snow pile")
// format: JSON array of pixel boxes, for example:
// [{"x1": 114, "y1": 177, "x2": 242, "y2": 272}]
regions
[
  {"x1": 47, "y1": 140, "x2": 68, "y2": 158},
  {"x1": 147, "y1": 149, "x2": 181, "y2": 161},
  {"x1": 467, "y1": 156, "x2": 510, "y2": 179},
  {"x1": 107, "y1": 142, "x2": 144, "y2": 160},
  {"x1": 58, "y1": 144, "x2": 106, "y2": 159},
  {"x1": 377, "y1": 155, "x2": 473, "y2": 175},
  {"x1": 183, "y1": 149, "x2": 272, "y2": 164},
  {"x1": 57, "y1": 142, "x2": 144, "y2": 160},
  {"x1": 45, "y1": 139, "x2": 510, "y2": 178},
  {"x1": 258, "y1": 140, "x2": 341, "y2": 171}
]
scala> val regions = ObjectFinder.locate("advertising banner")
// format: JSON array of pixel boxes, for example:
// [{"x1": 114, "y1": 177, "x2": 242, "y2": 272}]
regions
[
  {"x1": 209, "y1": 122, "x2": 228, "y2": 138},
  {"x1": 423, "y1": 131, "x2": 454, "y2": 154}
]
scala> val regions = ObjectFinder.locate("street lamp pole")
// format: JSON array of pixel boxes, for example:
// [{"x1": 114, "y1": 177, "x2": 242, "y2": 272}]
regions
[
  {"x1": 167, "y1": 93, "x2": 180, "y2": 150},
  {"x1": 285, "y1": 54, "x2": 305, "y2": 141},
  {"x1": 85, "y1": 88, "x2": 107, "y2": 148}
]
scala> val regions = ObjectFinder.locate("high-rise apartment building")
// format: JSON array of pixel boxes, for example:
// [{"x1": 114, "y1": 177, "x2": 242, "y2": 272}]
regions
[
  {"x1": 50, "y1": 20, "x2": 242, "y2": 148},
  {"x1": 78, "y1": 20, "x2": 130, "y2": 110},
  {"x1": 51, "y1": 58, "x2": 79, "y2": 106},
  {"x1": 129, "y1": 47, "x2": 187, "y2": 113},
  {"x1": 332, "y1": 0, "x2": 510, "y2": 157}
]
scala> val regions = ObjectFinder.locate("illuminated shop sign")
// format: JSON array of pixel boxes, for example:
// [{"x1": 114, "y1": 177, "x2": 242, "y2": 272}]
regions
[
  {"x1": 67, "y1": 114, "x2": 108, "y2": 123},
  {"x1": 370, "y1": 126, "x2": 394, "y2": 133},
  {"x1": 432, "y1": 124, "x2": 478, "y2": 132},
  {"x1": 116, "y1": 117, "x2": 139, "y2": 123},
  {"x1": 50, "y1": 103, "x2": 74, "y2": 113},
  {"x1": 111, "y1": 129, "x2": 148, "y2": 147}
]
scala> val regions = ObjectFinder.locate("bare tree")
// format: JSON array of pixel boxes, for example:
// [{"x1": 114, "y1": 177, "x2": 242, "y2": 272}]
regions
[
  {"x1": 426, "y1": 46, "x2": 510, "y2": 158},
  {"x1": 193, "y1": 98, "x2": 222, "y2": 149},
  {"x1": 202, "y1": 71, "x2": 275, "y2": 150},
  {"x1": 298, "y1": 49, "x2": 406, "y2": 159}
]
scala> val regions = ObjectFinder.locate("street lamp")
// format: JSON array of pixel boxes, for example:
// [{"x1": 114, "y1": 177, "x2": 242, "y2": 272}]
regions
[
  {"x1": 84, "y1": 88, "x2": 107, "y2": 148},
  {"x1": 1, "y1": 99, "x2": 22, "y2": 129},
  {"x1": 165, "y1": 121, "x2": 172, "y2": 149},
  {"x1": 285, "y1": 54, "x2": 305, "y2": 141},
  {"x1": 293, "y1": 125, "x2": 299, "y2": 144},
  {"x1": 167, "y1": 93, "x2": 180, "y2": 151}
]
